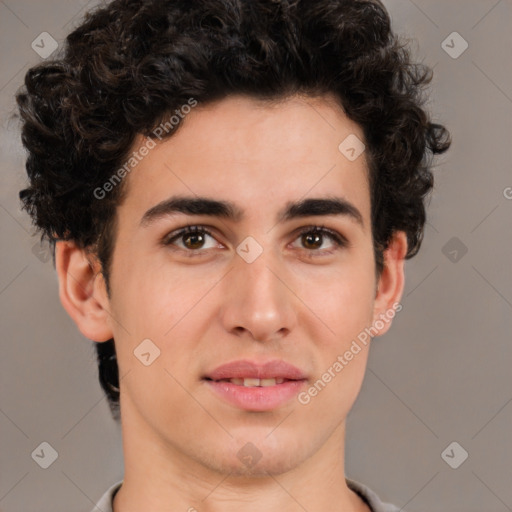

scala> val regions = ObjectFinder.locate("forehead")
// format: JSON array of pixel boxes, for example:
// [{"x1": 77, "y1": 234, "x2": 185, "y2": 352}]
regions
[{"x1": 118, "y1": 93, "x2": 371, "y2": 227}]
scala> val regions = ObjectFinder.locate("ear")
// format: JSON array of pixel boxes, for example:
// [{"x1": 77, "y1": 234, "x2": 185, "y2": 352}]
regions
[
  {"x1": 371, "y1": 231, "x2": 408, "y2": 337},
  {"x1": 55, "y1": 240, "x2": 113, "y2": 342}
]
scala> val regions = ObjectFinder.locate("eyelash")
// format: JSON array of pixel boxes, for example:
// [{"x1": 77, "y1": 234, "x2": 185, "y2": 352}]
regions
[{"x1": 162, "y1": 224, "x2": 348, "y2": 257}]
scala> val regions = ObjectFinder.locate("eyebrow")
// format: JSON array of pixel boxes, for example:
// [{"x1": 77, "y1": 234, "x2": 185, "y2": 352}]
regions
[{"x1": 140, "y1": 195, "x2": 364, "y2": 228}]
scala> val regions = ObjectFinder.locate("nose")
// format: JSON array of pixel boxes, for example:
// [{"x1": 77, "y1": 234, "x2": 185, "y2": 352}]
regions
[{"x1": 219, "y1": 246, "x2": 297, "y2": 344}]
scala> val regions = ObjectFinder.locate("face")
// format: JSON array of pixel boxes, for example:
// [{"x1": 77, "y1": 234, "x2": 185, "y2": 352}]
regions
[{"x1": 84, "y1": 94, "x2": 402, "y2": 477}]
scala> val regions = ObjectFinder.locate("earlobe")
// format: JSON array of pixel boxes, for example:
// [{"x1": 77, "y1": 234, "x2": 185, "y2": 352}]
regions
[
  {"x1": 372, "y1": 231, "x2": 408, "y2": 337},
  {"x1": 55, "y1": 241, "x2": 114, "y2": 342}
]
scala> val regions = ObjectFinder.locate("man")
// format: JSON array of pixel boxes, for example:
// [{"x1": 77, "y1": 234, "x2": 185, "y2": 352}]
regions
[{"x1": 16, "y1": 0, "x2": 450, "y2": 510}]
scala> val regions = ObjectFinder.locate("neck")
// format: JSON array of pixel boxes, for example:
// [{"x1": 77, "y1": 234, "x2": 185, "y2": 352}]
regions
[{"x1": 113, "y1": 399, "x2": 370, "y2": 512}]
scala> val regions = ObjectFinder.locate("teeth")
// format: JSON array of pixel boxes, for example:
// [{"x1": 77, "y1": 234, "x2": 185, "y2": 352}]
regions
[
  {"x1": 243, "y1": 378, "x2": 262, "y2": 387},
  {"x1": 226, "y1": 377, "x2": 286, "y2": 387}
]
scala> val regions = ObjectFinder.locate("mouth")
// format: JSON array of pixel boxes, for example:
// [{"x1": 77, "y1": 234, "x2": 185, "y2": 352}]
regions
[
  {"x1": 204, "y1": 377, "x2": 294, "y2": 387},
  {"x1": 202, "y1": 359, "x2": 308, "y2": 411}
]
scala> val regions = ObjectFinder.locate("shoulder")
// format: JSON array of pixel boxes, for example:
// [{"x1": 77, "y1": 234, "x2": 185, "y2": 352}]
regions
[
  {"x1": 347, "y1": 478, "x2": 403, "y2": 512},
  {"x1": 90, "y1": 480, "x2": 123, "y2": 512}
]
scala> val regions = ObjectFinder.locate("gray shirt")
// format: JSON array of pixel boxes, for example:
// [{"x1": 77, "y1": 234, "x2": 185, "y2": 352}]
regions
[{"x1": 90, "y1": 478, "x2": 402, "y2": 511}]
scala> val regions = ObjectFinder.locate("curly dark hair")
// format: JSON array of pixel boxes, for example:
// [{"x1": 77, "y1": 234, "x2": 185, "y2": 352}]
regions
[{"x1": 16, "y1": 0, "x2": 450, "y2": 420}]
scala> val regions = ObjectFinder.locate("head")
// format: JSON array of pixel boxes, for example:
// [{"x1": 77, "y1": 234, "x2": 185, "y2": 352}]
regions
[{"x1": 16, "y1": 0, "x2": 449, "y2": 476}]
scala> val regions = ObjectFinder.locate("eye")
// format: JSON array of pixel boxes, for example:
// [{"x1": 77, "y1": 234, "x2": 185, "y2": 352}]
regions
[
  {"x1": 291, "y1": 225, "x2": 348, "y2": 255},
  {"x1": 162, "y1": 225, "x2": 220, "y2": 255}
]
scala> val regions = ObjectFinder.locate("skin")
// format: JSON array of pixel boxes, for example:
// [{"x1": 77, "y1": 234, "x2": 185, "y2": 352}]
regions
[{"x1": 56, "y1": 93, "x2": 407, "y2": 512}]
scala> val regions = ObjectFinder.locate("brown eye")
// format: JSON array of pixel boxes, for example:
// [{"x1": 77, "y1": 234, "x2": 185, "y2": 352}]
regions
[
  {"x1": 182, "y1": 231, "x2": 206, "y2": 250},
  {"x1": 164, "y1": 226, "x2": 219, "y2": 253},
  {"x1": 302, "y1": 231, "x2": 323, "y2": 250},
  {"x1": 292, "y1": 225, "x2": 347, "y2": 255}
]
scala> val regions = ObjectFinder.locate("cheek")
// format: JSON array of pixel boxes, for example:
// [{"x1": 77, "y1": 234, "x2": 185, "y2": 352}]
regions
[
  {"x1": 297, "y1": 267, "x2": 374, "y2": 416},
  {"x1": 108, "y1": 258, "x2": 221, "y2": 394},
  {"x1": 109, "y1": 245, "x2": 205, "y2": 337},
  {"x1": 293, "y1": 251, "x2": 375, "y2": 407},
  {"x1": 294, "y1": 253, "x2": 376, "y2": 341},
  {"x1": 109, "y1": 264, "x2": 206, "y2": 419}
]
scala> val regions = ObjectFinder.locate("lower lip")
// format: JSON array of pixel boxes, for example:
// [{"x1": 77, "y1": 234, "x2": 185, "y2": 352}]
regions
[{"x1": 204, "y1": 379, "x2": 307, "y2": 411}]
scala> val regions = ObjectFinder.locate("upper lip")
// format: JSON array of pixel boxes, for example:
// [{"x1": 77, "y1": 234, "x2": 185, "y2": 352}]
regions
[{"x1": 204, "y1": 359, "x2": 307, "y2": 381}]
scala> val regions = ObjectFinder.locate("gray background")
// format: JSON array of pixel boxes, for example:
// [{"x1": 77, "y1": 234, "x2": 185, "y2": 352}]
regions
[{"x1": 1, "y1": 1, "x2": 511, "y2": 511}]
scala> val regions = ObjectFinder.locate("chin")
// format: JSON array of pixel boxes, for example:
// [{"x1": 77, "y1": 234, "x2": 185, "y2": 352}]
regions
[{"x1": 198, "y1": 436, "x2": 309, "y2": 478}]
